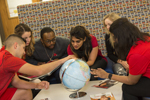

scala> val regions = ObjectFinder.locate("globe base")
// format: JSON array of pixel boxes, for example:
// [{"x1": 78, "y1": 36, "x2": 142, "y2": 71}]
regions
[{"x1": 69, "y1": 91, "x2": 87, "y2": 99}]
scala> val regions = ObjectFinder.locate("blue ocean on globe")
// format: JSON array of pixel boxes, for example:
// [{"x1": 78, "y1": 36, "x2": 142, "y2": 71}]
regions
[{"x1": 59, "y1": 59, "x2": 91, "y2": 90}]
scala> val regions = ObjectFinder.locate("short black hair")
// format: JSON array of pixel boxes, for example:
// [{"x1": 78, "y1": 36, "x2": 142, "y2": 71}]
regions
[
  {"x1": 4, "y1": 34, "x2": 26, "y2": 49},
  {"x1": 40, "y1": 27, "x2": 54, "y2": 39}
]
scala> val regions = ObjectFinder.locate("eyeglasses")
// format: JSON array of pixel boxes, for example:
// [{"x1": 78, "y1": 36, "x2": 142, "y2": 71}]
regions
[{"x1": 44, "y1": 38, "x2": 56, "y2": 43}]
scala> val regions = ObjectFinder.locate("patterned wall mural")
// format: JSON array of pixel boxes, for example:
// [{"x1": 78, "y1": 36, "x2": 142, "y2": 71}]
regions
[{"x1": 17, "y1": 0, "x2": 150, "y2": 56}]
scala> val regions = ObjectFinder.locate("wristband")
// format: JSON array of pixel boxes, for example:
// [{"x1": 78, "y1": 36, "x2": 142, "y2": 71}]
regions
[{"x1": 108, "y1": 73, "x2": 112, "y2": 80}]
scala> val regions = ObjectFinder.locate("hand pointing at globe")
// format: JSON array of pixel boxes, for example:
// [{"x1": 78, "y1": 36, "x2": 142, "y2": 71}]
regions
[
  {"x1": 60, "y1": 55, "x2": 77, "y2": 64},
  {"x1": 68, "y1": 55, "x2": 77, "y2": 60},
  {"x1": 91, "y1": 68, "x2": 109, "y2": 79}
]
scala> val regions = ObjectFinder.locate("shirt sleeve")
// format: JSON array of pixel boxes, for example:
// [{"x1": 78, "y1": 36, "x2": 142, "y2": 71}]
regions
[
  {"x1": 4, "y1": 56, "x2": 26, "y2": 73},
  {"x1": 128, "y1": 54, "x2": 149, "y2": 75},
  {"x1": 91, "y1": 35, "x2": 98, "y2": 48},
  {"x1": 67, "y1": 44, "x2": 74, "y2": 55}
]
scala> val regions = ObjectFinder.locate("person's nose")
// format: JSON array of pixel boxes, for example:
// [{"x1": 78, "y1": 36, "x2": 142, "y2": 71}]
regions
[
  {"x1": 26, "y1": 38, "x2": 30, "y2": 42},
  {"x1": 73, "y1": 42, "x2": 78, "y2": 46},
  {"x1": 107, "y1": 25, "x2": 110, "y2": 30}
]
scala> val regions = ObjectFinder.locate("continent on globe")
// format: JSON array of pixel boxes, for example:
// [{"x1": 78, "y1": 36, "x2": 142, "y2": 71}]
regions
[{"x1": 59, "y1": 59, "x2": 91, "y2": 90}]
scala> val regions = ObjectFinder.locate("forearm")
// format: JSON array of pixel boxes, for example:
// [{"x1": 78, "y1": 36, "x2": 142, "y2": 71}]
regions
[
  {"x1": 36, "y1": 56, "x2": 70, "y2": 76},
  {"x1": 111, "y1": 74, "x2": 140, "y2": 85},
  {"x1": 87, "y1": 47, "x2": 98, "y2": 67},
  {"x1": 111, "y1": 74, "x2": 131, "y2": 85},
  {"x1": 87, "y1": 61, "x2": 94, "y2": 67},
  {"x1": 19, "y1": 56, "x2": 69, "y2": 76},
  {"x1": 19, "y1": 55, "x2": 74, "y2": 76},
  {"x1": 91, "y1": 68, "x2": 139, "y2": 85},
  {"x1": 13, "y1": 80, "x2": 37, "y2": 89},
  {"x1": 12, "y1": 74, "x2": 37, "y2": 89}
]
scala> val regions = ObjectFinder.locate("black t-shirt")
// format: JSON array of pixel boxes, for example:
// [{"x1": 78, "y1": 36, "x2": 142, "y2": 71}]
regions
[{"x1": 105, "y1": 34, "x2": 118, "y2": 63}]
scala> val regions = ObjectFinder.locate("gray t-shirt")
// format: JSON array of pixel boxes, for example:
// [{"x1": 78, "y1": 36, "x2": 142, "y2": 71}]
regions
[{"x1": 25, "y1": 36, "x2": 70, "y2": 65}]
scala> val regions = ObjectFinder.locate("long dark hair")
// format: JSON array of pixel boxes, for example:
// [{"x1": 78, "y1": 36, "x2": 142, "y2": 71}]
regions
[
  {"x1": 109, "y1": 18, "x2": 150, "y2": 60},
  {"x1": 70, "y1": 26, "x2": 92, "y2": 61}
]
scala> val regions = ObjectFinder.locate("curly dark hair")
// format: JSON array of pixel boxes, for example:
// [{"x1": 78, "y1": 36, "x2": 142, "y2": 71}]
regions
[
  {"x1": 40, "y1": 27, "x2": 54, "y2": 39},
  {"x1": 70, "y1": 26, "x2": 92, "y2": 61},
  {"x1": 109, "y1": 18, "x2": 150, "y2": 60}
]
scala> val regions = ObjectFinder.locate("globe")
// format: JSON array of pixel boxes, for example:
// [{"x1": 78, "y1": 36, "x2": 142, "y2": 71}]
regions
[{"x1": 59, "y1": 59, "x2": 91, "y2": 98}]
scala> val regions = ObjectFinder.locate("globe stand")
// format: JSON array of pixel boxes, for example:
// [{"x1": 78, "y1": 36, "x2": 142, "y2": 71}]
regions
[
  {"x1": 60, "y1": 59, "x2": 90, "y2": 99},
  {"x1": 69, "y1": 91, "x2": 87, "y2": 99}
]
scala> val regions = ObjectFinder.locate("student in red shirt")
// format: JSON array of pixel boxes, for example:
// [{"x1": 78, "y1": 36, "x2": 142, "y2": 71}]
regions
[
  {"x1": 91, "y1": 18, "x2": 150, "y2": 100},
  {"x1": 67, "y1": 26, "x2": 107, "y2": 81},
  {"x1": 0, "y1": 34, "x2": 75, "y2": 100},
  {"x1": 1, "y1": 23, "x2": 35, "y2": 60}
]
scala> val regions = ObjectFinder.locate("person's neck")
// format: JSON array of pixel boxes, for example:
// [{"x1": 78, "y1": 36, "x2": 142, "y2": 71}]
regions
[{"x1": 5, "y1": 48, "x2": 15, "y2": 56}]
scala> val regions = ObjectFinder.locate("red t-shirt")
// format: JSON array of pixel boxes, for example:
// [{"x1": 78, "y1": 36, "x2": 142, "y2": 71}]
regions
[
  {"x1": 0, "y1": 50, "x2": 26, "y2": 97},
  {"x1": 127, "y1": 39, "x2": 150, "y2": 78},
  {"x1": 0, "y1": 46, "x2": 5, "y2": 51},
  {"x1": 67, "y1": 35, "x2": 107, "y2": 62}
]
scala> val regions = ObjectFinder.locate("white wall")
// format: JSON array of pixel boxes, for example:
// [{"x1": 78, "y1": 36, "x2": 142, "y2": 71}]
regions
[
  {"x1": 7, "y1": 0, "x2": 32, "y2": 17},
  {"x1": 0, "y1": 35, "x2": 2, "y2": 49},
  {"x1": 7, "y1": 0, "x2": 32, "y2": 8}
]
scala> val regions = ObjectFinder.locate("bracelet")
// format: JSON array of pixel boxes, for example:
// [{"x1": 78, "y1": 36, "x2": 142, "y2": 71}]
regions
[{"x1": 108, "y1": 73, "x2": 112, "y2": 80}]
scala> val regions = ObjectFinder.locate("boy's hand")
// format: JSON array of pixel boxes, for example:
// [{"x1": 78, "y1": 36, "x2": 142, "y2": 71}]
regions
[
  {"x1": 68, "y1": 55, "x2": 77, "y2": 60},
  {"x1": 36, "y1": 81, "x2": 49, "y2": 90}
]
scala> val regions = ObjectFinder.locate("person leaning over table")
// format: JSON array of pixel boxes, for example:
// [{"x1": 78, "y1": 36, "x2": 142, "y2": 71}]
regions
[
  {"x1": 67, "y1": 25, "x2": 107, "y2": 81},
  {"x1": 0, "y1": 23, "x2": 35, "y2": 60},
  {"x1": 15, "y1": 23, "x2": 35, "y2": 60},
  {"x1": 0, "y1": 34, "x2": 75, "y2": 100},
  {"x1": 91, "y1": 18, "x2": 150, "y2": 100},
  {"x1": 25, "y1": 27, "x2": 70, "y2": 84},
  {"x1": 103, "y1": 12, "x2": 128, "y2": 76}
]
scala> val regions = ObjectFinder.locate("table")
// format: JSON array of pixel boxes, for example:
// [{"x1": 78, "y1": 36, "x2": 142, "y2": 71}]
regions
[{"x1": 34, "y1": 80, "x2": 123, "y2": 100}]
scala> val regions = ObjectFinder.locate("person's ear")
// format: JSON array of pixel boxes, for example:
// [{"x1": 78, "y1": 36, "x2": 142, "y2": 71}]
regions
[
  {"x1": 40, "y1": 38, "x2": 43, "y2": 44},
  {"x1": 13, "y1": 42, "x2": 18, "y2": 49}
]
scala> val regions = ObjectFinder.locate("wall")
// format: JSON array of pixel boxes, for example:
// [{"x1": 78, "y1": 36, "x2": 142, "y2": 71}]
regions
[
  {"x1": 0, "y1": 0, "x2": 19, "y2": 38},
  {"x1": 17, "y1": 0, "x2": 150, "y2": 56},
  {"x1": 0, "y1": 0, "x2": 40, "y2": 39}
]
